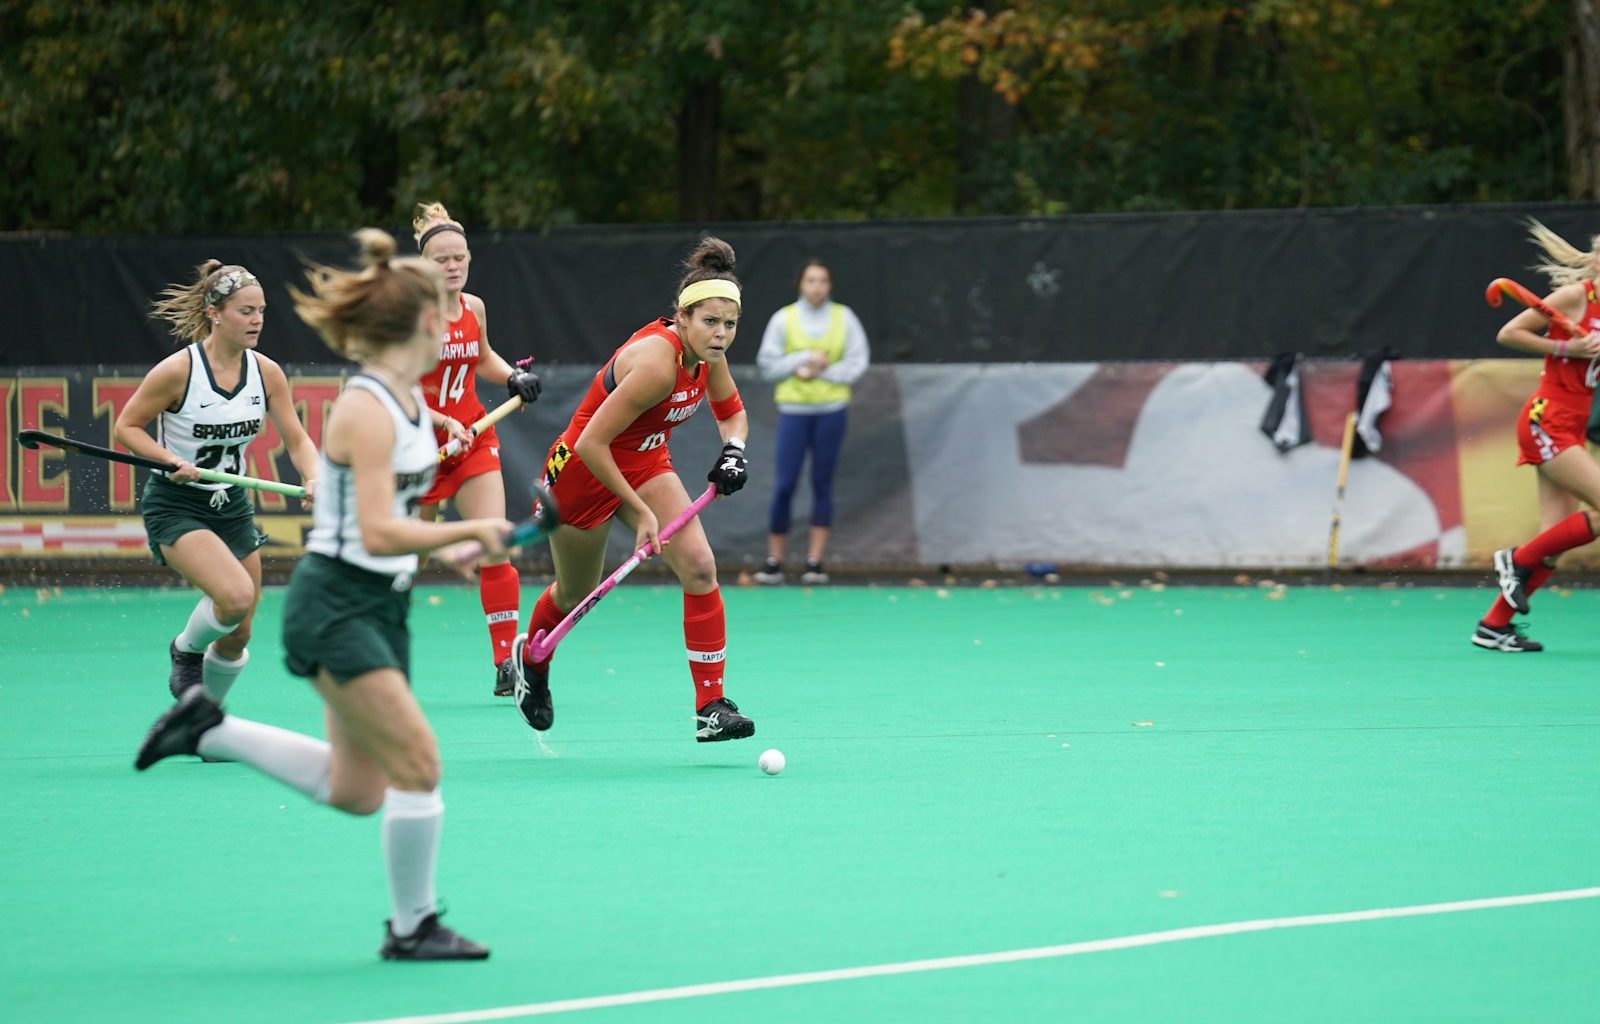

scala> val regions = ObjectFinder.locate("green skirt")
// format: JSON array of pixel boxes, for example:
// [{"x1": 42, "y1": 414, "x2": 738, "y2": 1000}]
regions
[
  {"x1": 140, "y1": 475, "x2": 266, "y2": 565},
  {"x1": 282, "y1": 553, "x2": 412, "y2": 684}
]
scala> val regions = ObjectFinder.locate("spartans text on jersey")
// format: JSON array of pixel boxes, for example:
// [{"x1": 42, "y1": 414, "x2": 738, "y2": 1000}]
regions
[{"x1": 193, "y1": 419, "x2": 262, "y2": 440}]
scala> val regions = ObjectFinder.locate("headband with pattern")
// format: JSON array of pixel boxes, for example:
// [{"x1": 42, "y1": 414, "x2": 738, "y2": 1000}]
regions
[{"x1": 205, "y1": 268, "x2": 260, "y2": 310}]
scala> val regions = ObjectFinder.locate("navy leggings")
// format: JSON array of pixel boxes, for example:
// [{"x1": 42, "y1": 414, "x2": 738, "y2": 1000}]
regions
[{"x1": 768, "y1": 408, "x2": 848, "y2": 534}]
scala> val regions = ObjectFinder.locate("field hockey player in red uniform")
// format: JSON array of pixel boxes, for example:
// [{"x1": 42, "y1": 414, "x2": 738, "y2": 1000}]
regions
[
  {"x1": 503, "y1": 236, "x2": 756, "y2": 742},
  {"x1": 412, "y1": 202, "x2": 543, "y2": 695},
  {"x1": 1474, "y1": 221, "x2": 1600, "y2": 652}
]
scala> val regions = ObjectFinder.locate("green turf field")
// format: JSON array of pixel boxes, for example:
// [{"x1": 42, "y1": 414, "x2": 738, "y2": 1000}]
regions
[{"x1": 3, "y1": 581, "x2": 1598, "y2": 1023}]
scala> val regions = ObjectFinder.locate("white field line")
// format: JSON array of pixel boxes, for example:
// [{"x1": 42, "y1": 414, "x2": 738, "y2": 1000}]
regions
[{"x1": 336, "y1": 886, "x2": 1600, "y2": 1024}]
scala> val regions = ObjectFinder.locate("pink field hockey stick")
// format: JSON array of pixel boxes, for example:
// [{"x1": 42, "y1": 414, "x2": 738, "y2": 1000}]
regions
[{"x1": 526, "y1": 485, "x2": 717, "y2": 661}]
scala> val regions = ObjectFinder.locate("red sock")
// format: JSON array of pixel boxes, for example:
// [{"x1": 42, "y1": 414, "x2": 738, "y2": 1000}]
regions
[
  {"x1": 684, "y1": 589, "x2": 726, "y2": 708},
  {"x1": 1513, "y1": 513, "x2": 1596, "y2": 568},
  {"x1": 521, "y1": 585, "x2": 564, "y2": 668},
  {"x1": 1483, "y1": 563, "x2": 1557, "y2": 627},
  {"x1": 478, "y1": 563, "x2": 521, "y2": 666}
]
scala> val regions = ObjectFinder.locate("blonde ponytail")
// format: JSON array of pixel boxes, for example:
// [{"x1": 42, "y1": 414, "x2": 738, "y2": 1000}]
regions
[{"x1": 1528, "y1": 219, "x2": 1600, "y2": 287}]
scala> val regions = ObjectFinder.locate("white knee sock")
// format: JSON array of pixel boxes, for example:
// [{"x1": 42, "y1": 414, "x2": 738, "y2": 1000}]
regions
[
  {"x1": 175, "y1": 597, "x2": 234, "y2": 654},
  {"x1": 202, "y1": 647, "x2": 248, "y2": 703},
  {"x1": 382, "y1": 788, "x2": 443, "y2": 936},
  {"x1": 196, "y1": 717, "x2": 331, "y2": 803}
]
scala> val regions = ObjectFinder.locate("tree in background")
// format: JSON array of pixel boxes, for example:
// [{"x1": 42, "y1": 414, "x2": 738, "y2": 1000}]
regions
[{"x1": 0, "y1": 0, "x2": 1582, "y2": 232}]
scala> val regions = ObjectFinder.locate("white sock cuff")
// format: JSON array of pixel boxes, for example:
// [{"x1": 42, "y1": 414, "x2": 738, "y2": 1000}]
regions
[
  {"x1": 198, "y1": 596, "x2": 231, "y2": 631},
  {"x1": 384, "y1": 787, "x2": 443, "y2": 817},
  {"x1": 203, "y1": 647, "x2": 249, "y2": 669}
]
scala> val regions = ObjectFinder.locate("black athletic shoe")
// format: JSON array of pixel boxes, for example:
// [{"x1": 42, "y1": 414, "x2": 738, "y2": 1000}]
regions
[
  {"x1": 509, "y1": 633, "x2": 553, "y2": 731},
  {"x1": 379, "y1": 912, "x2": 489, "y2": 961},
  {"x1": 168, "y1": 639, "x2": 205, "y2": 698},
  {"x1": 135, "y1": 686, "x2": 223, "y2": 770},
  {"x1": 1492, "y1": 547, "x2": 1533, "y2": 615},
  {"x1": 493, "y1": 658, "x2": 516, "y2": 698},
  {"x1": 695, "y1": 697, "x2": 755, "y2": 743},
  {"x1": 1471, "y1": 620, "x2": 1544, "y2": 652}
]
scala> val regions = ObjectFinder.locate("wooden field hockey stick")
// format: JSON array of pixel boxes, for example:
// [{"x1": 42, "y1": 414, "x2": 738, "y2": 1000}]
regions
[
  {"x1": 438, "y1": 395, "x2": 523, "y2": 462},
  {"x1": 526, "y1": 485, "x2": 717, "y2": 661},
  {"x1": 444, "y1": 482, "x2": 560, "y2": 567},
  {"x1": 1326, "y1": 412, "x2": 1357, "y2": 570},
  {"x1": 1484, "y1": 278, "x2": 1587, "y2": 337},
  {"x1": 16, "y1": 429, "x2": 307, "y2": 498}
]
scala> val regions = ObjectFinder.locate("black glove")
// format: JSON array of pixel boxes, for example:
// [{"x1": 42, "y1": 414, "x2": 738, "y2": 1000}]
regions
[
  {"x1": 507, "y1": 367, "x2": 542, "y2": 404},
  {"x1": 708, "y1": 439, "x2": 748, "y2": 496}
]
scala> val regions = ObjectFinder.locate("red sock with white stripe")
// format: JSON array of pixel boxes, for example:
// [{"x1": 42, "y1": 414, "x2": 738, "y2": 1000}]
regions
[
  {"x1": 521, "y1": 585, "x2": 564, "y2": 668},
  {"x1": 684, "y1": 589, "x2": 726, "y2": 708},
  {"x1": 478, "y1": 562, "x2": 521, "y2": 667}
]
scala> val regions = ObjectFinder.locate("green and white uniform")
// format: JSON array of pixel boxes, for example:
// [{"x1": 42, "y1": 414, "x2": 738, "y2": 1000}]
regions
[
  {"x1": 283, "y1": 374, "x2": 437, "y2": 683},
  {"x1": 140, "y1": 343, "x2": 268, "y2": 564}
]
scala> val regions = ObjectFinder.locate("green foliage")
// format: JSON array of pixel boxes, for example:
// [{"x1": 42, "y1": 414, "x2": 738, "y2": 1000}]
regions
[{"x1": 0, "y1": 0, "x2": 1574, "y2": 232}]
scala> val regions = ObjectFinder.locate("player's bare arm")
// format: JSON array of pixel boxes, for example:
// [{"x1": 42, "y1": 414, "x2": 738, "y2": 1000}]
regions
[{"x1": 113, "y1": 352, "x2": 200, "y2": 480}]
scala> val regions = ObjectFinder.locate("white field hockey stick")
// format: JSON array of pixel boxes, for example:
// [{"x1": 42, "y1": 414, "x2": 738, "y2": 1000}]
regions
[{"x1": 438, "y1": 395, "x2": 523, "y2": 462}]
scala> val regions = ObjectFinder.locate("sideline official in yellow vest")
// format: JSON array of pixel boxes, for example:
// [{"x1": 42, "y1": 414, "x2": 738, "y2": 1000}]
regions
[{"x1": 753, "y1": 260, "x2": 870, "y2": 585}]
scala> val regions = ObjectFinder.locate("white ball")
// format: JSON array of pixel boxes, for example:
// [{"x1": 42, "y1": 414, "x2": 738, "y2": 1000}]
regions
[{"x1": 758, "y1": 748, "x2": 786, "y2": 775}]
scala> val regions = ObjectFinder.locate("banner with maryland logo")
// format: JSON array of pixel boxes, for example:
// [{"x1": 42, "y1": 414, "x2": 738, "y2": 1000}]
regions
[{"x1": 0, "y1": 360, "x2": 1583, "y2": 570}]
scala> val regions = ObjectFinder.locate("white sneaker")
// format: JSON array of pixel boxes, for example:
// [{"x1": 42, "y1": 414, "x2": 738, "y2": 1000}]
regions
[
  {"x1": 799, "y1": 563, "x2": 830, "y2": 585},
  {"x1": 752, "y1": 562, "x2": 785, "y2": 585}
]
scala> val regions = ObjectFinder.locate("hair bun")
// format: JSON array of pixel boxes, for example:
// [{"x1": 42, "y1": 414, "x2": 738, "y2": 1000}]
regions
[
  {"x1": 355, "y1": 227, "x2": 397, "y2": 268},
  {"x1": 686, "y1": 236, "x2": 735, "y2": 275}
]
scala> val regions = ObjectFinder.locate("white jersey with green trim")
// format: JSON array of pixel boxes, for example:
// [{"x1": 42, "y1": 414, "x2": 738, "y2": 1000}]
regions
[
  {"x1": 157, "y1": 343, "x2": 266, "y2": 491},
  {"x1": 305, "y1": 374, "x2": 437, "y2": 579}
]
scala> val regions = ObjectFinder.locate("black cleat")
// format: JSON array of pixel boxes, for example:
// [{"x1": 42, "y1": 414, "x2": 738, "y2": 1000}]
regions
[
  {"x1": 1471, "y1": 620, "x2": 1543, "y2": 652},
  {"x1": 752, "y1": 559, "x2": 784, "y2": 585},
  {"x1": 1492, "y1": 547, "x2": 1533, "y2": 615},
  {"x1": 379, "y1": 912, "x2": 489, "y2": 961},
  {"x1": 493, "y1": 658, "x2": 517, "y2": 698},
  {"x1": 509, "y1": 633, "x2": 553, "y2": 730},
  {"x1": 168, "y1": 639, "x2": 205, "y2": 698},
  {"x1": 696, "y1": 697, "x2": 755, "y2": 743},
  {"x1": 135, "y1": 686, "x2": 223, "y2": 770}
]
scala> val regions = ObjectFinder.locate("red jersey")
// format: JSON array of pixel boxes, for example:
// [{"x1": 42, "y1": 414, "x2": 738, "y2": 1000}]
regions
[
  {"x1": 1535, "y1": 280, "x2": 1600, "y2": 407},
  {"x1": 419, "y1": 295, "x2": 487, "y2": 438},
  {"x1": 560, "y1": 319, "x2": 707, "y2": 462}
]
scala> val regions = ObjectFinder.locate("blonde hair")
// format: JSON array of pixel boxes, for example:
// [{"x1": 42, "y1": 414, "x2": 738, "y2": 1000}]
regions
[
  {"x1": 291, "y1": 229, "x2": 446, "y2": 360},
  {"x1": 675, "y1": 236, "x2": 740, "y2": 313},
  {"x1": 1528, "y1": 219, "x2": 1600, "y2": 287},
  {"x1": 149, "y1": 260, "x2": 260, "y2": 343},
  {"x1": 412, "y1": 201, "x2": 466, "y2": 252}
]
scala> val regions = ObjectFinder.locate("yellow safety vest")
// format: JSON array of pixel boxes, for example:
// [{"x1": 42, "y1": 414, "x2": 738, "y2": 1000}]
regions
[{"x1": 774, "y1": 303, "x2": 852, "y2": 407}]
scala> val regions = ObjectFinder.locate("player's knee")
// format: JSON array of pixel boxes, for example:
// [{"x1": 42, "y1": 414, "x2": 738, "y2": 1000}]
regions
[
  {"x1": 212, "y1": 587, "x2": 256, "y2": 625},
  {"x1": 389, "y1": 748, "x2": 441, "y2": 792},
  {"x1": 677, "y1": 554, "x2": 718, "y2": 591},
  {"x1": 331, "y1": 790, "x2": 384, "y2": 816}
]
